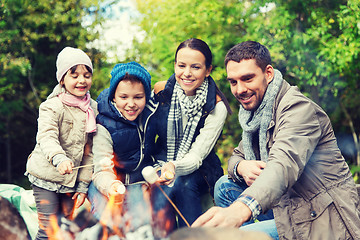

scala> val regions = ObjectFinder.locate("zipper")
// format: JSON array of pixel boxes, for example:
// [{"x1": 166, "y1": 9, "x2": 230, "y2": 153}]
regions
[{"x1": 133, "y1": 103, "x2": 158, "y2": 171}]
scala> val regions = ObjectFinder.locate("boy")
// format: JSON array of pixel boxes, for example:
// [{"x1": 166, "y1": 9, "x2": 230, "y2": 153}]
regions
[
  {"x1": 88, "y1": 62, "x2": 158, "y2": 214},
  {"x1": 87, "y1": 62, "x2": 175, "y2": 237}
]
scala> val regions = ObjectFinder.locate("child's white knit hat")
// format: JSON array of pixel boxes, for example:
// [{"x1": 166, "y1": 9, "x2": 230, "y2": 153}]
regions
[{"x1": 56, "y1": 47, "x2": 93, "y2": 82}]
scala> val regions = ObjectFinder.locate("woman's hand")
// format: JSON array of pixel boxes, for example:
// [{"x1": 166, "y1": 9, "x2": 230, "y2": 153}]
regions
[
  {"x1": 57, "y1": 160, "x2": 74, "y2": 175},
  {"x1": 72, "y1": 192, "x2": 87, "y2": 209},
  {"x1": 158, "y1": 162, "x2": 176, "y2": 185}
]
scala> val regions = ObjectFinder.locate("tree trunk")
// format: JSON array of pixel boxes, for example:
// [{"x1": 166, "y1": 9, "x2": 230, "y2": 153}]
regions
[
  {"x1": 5, "y1": 116, "x2": 12, "y2": 182},
  {"x1": 341, "y1": 102, "x2": 360, "y2": 181}
]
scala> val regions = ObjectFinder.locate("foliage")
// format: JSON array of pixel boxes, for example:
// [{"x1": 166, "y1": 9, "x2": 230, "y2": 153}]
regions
[
  {"x1": 0, "y1": 0, "x2": 110, "y2": 185},
  {"x1": 131, "y1": 0, "x2": 360, "y2": 177},
  {"x1": 245, "y1": 0, "x2": 360, "y2": 181},
  {"x1": 131, "y1": 0, "x2": 250, "y2": 167},
  {"x1": 1, "y1": 0, "x2": 360, "y2": 185}
]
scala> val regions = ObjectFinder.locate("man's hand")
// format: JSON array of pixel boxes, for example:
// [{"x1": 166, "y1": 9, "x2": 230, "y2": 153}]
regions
[
  {"x1": 72, "y1": 192, "x2": 86, "y2": 208},
  {"x1": 57, "y1": 160, "x2": 74, "y2": 175},
  {"x1": 191, "y1": 201, "x2": 252, "y2": 228},
  {"x1": 237, "y1": 160, "x2": 266, "y2": 186}
]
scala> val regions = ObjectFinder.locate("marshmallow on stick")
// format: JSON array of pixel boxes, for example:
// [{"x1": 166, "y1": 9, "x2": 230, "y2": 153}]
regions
[
  {"x1": 141, "y1": 166, "x2": 190, "y2": 227},
  {"x1": 142, "y1": 166, "x2": 159, "y2": 184},
  {"x1": 116, "y1": 184, "x2": 126, "y2": 195}
]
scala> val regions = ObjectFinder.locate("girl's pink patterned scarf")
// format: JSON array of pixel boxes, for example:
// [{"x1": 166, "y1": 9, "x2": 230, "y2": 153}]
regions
[{"x1": 58, "y1": 92, "x2": 96, "y2": 133}]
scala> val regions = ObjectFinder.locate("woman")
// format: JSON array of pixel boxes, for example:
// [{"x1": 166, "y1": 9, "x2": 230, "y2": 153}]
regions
[{"x1": 153, "y1": 38, "x2": 232, "y2": 227}]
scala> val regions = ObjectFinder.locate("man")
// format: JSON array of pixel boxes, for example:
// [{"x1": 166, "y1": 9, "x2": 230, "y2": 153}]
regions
[{"x1": 192, "y1": 41, "x2": 360, "y2": 239}]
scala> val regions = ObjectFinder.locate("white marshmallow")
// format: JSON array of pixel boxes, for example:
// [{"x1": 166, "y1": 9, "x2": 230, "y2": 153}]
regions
[
  {"x1": 142, "y1": 166, "x2": 158, "y2": 184},
  {"x1": 117, "y1": 184, "x2": 126, "y2": 195}
]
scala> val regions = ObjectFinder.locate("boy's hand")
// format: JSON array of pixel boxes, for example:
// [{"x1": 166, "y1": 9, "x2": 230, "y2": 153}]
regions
[
  {"x1": 72, "y1": 192, "x2": 87, "y2": 209},
  {"x1": 109, "y1": 181, "x2": 126, "y2": 204},
  {"x1": 158, "y1": 162, "x2": 175, "y2": 185},
  {"x1": 57, "y1": 160, "x2": 74, "y2": 175}
]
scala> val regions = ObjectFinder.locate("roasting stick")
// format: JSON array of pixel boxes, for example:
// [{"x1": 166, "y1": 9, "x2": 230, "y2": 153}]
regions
[
  {"x1": 72, "y1": 163, "x2": 95, "y2": 170},
  {"x1": 72, "y1": 157, "x2": 113, "y2": 170},
  {"x1": 142, "y1": 166, "x2": 190, "y2": 228},
  {"x1": 155, "y1": 182, "x2": 190, "y2": 227}
]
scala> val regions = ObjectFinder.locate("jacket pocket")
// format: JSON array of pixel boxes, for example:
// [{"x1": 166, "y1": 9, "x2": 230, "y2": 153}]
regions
[
  {"x1": 291, "y1": 191, "x2": 349, "y2": 240},
  {"x1": 59, "y1": 119, "x2": 74, "y2": 146},
  {"x1": 292, "y1": 191, "x2": 332, "y2": 224}
]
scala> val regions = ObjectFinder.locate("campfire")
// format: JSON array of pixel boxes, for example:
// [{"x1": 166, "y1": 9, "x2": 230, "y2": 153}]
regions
[
  {"x1": 38, "y1": 183, "x2": 176, "y2": 240},
  {"x1": 32, "y1": 165, "x2": 181, "y2": 240},
  {"x1": 1, "y1": 185, "x2": 272, "y2": 240}
]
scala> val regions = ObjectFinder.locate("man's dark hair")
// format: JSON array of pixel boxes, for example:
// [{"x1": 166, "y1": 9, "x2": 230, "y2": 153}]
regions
[{"x1": 224, "y1": 41, "x2": 271, "y2": 72}]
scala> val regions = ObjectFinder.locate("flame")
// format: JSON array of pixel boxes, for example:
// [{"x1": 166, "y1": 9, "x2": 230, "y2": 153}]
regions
[
  {"x1": 39, "y1": 194, "x2": 77, "y2": 240},
  {"x1": 45, "y1": 215, "x2": 60, "y2": 240},
  {"x1": 151, "y1": 202, "x2": 177, "y2": 238},
  {"x1": 99, "y1": 193, "x2": 125, "y2": 238},
  {"x1": 36, "y1": 182, "x2": 178, "y2": 239}
]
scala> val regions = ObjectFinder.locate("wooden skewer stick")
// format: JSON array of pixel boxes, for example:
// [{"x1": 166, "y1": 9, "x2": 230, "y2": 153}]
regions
[
  {"x1": 155, "y1": 182, "x2": 190, "y2": 227},
  {"x1": 72, "y1": 163, "x2": 95, "y2": 170},
  {"x1": 141, "y1": 166, "x2": 190, "y2": 227},
  {"x1": 72, "y1": 158, "x2": 113, "y2": 170}
]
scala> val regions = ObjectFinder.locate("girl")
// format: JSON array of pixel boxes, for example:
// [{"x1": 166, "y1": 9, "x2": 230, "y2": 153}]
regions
[
  {"x1": 25, "y1": 47, "x2": 97, "y2": 239},
  {"x1": 153, "y1": 38, "x2": 232, "y2": 227}
]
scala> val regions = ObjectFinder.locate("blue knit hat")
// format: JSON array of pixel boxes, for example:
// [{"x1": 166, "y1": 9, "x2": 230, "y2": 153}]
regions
[{"x1": 109, "y1": 61, "x2": 151, "y2": 101}]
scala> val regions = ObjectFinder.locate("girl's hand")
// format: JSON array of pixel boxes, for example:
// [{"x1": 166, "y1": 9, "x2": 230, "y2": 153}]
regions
[
  {"x1": 158, "y1": 162, "x2": 176, "y2": 185},
  {"x1": 57, "y1": 160, "x2": 74, "y2": 175},
  {"x1": 72, "y1": 192, "x2": 87, "y2": 209}
]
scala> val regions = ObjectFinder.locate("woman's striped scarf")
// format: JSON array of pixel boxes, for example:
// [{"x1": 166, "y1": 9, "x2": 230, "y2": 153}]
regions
[{"x1": 167, "y1": 78, "x2": 208, "y2": 162}]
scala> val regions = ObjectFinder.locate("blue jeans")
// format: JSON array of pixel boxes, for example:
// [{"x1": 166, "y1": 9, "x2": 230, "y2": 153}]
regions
[
  {"x1": 170, "y1": 169, "x2": 212, "y2": 228},
  {"x1": 215, "y1": 175, "x2": 278, "y2": 240},
  {"x1": 87, "y1": 182, "x2": 176, "y2": 238}
]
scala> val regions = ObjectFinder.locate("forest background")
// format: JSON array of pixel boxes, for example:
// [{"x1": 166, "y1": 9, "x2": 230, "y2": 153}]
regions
[{"x1": 1, "y1": 0, "x2": 360, "y2": 188}]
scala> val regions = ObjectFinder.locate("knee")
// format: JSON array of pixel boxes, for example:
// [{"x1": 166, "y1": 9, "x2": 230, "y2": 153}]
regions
[
  {"x1": 214, "y1": 175, "x2": 229, "y2": 205},
  {"x1": 215, "y1": 175, "x2": 229, "y2": 188},
  {"x1": 214, "y1": 175, "x2": 229, "y2": 196}
]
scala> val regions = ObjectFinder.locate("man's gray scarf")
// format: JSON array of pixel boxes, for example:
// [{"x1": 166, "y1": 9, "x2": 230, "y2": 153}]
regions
[
  {"x1": 167, "y1": 78, "x2": 208, "y2": 162},
  {"x1": 238, "y1": 70, "x2": 283, "y2": 161}
]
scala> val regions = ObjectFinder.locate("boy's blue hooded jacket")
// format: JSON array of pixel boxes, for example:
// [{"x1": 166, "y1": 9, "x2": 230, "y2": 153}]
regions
[{"x1": 96, "y1": 88, "x2": 158, "y2": 183}]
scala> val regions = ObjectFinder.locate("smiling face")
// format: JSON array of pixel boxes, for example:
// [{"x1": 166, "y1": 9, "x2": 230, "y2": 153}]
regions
[
  {"x1": 174, "y1": 47, "x2": 212, "y2": 96},
  {"x1": 227, "y1": 59, "x2": 274, "y2": 111},
  {"x1": 60, "y1": 64, "x2": 92, "y2": 98},
  {"x1": 113, "y1": 79, "x2": 146, "y2": 121}
]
